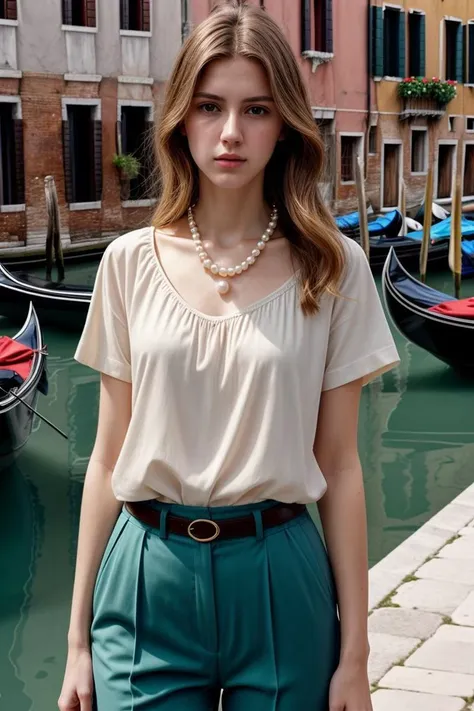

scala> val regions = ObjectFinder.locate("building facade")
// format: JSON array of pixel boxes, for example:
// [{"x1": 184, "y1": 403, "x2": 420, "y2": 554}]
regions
[
  {"x1": 370, "y1": 0, "x2": 474, "y2": 212},
  {"x1": 0, "y1": 0, "x2": 183, "y2": 245}
]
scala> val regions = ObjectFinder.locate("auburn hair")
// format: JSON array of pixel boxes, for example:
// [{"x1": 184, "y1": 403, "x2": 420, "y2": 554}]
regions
[{"x1": 152, "y1": 0, "x2": 345, "y2": 315}]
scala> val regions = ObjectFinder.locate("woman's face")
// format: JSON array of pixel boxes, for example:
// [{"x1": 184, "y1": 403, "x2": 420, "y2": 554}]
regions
[{"x1": 183, "y1": 56, "x2": 284, "y2": 192}]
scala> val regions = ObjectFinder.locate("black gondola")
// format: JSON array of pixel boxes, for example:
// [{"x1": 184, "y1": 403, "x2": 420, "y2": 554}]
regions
[
  {"x1": 0, "y1": 242, "x2": 110, "y2": 268},
  {"x1": 0, "y1": 303, "x2": 48, "y2": 469},
  {"x1": 0, "y1": 263, "x2": 92, "y2": 331},
  {"x1": 382, "y1": 247, "x2": 474, "y2": 374},
  {"x1": 363, "y1": 235, "x2": 449, "y2": 273}
]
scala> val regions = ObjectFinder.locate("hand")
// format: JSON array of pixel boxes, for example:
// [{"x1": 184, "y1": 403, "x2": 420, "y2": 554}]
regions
[
  {"x1": 58, "y1": 646, "x2": 94, "y2": 711},
  {"x1": 328, "y1": 660, "x2": 373, "y2": 711}
]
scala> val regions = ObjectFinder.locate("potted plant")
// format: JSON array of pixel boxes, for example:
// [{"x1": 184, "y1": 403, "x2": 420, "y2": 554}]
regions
[{"x1": 113, "y1": 153, "x2": 141, "y2": 201}]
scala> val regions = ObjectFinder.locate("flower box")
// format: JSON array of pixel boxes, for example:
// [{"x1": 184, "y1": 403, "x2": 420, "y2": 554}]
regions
[
  {"x1": 398, "y1": 77, "x2": 456, "y2": 121},
  {"x1": 400, "y1": 97, "x2": 446, "y2": 121}
]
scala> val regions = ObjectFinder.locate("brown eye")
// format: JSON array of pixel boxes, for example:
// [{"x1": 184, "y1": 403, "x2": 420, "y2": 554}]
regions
[
  {"x1": 198, "y1": 103, "x2": 219, "y2": 113},
  {"x1": 247, "y1": 106, "x2": 269, "y2": 116}
]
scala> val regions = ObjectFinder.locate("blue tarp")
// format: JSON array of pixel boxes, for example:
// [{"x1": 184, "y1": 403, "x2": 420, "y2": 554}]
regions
[
  {"x1": 335, "y1": 211, "x2": 359, "y2": 230},
  {"x1": 368, "y1": 210, "x2": 400, "y2": 234},
  {"x1": 336, "y1": 209, "x2": 401, "y2": 234},
  {"x1": 407, "y1": 216, "x2": 474, "y2": 242}
]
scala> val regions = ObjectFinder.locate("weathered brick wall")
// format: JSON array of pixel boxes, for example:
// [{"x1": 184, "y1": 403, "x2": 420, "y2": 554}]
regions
[{"x1": 0, "y1": 74, "x2": 163, "y2": 245}]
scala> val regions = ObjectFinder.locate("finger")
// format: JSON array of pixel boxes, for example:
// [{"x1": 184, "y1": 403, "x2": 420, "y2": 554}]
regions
[
  {"x1": 77, "y1": 689, "x2": 93, "y2": 711},
  {"x1": 58, "y1": 692, "x2": 79, "y2": 711}
]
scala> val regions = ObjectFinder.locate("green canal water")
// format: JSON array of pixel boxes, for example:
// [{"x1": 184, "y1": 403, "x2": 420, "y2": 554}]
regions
[{"x1": 1, "y1": 262, "x2": 473, "y2": 710}]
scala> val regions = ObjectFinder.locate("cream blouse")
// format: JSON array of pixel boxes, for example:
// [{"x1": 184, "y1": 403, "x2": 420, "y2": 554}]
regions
[{"x1": 74, "y1": 226, "x2": 399, "y2": 506}]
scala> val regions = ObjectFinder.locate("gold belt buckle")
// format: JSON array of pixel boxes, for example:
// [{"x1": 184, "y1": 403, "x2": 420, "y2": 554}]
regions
[{"x1": 187, "y1": 519, "x2": 221, "y2": 542}]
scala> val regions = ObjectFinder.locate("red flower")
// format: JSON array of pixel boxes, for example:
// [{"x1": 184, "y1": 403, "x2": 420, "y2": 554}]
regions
[{"x1": 422, "y1": 78, "x2": 429, "y2": 83}]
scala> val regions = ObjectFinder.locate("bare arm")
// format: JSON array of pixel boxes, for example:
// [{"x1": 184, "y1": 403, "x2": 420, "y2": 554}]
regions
[
  {"x1": 67, "y1": 373, "x2": 132, "y2": 650},
  {"x1": 314, "y1": 378, "x2": 370, "y2": 667}
]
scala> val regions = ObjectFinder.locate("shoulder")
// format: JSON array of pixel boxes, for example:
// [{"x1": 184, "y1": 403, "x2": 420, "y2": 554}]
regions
[
  {"x1": 336, "y1": 233, "x2": 373, "y2": 294},
  {"x1": 103, "y1": 226, "x2": 153, "y2": 265}
]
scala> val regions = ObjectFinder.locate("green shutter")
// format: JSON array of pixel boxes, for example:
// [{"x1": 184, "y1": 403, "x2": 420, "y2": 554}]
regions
[
  {"x1": 372, "y1": 6, "x2": 384, "y2": 76},
  {"x1": 469, "y1": 24, "x2": 474, "y2": 84},
  {"x1": 463, "y1": 24, "x2": 467, "y2": 83},
  {"x1": 419, "y1": 14, "x2": 426, "y2": 76},
  {"x1": 398, "y1": 10, "x2": 406, "y2": 78},
  {"x1": 456, "y1": 23, "x2": 464, "y2": 83}
]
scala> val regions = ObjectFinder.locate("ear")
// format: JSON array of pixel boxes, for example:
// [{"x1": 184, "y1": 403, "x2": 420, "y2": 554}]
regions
[{"x1": 180, "y1": 123, "x2": 187, "y2": 136}]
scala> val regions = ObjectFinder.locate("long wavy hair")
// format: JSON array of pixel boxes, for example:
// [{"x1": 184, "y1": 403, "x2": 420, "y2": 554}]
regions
[{"x1": 152, "y1": 0, "x2": 345, "y2": 315}]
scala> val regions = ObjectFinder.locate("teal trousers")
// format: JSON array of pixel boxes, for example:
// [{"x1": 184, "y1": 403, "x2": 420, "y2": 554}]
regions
[{"x1": 91, "y1": 500, "x2": 341, "y2": 710}]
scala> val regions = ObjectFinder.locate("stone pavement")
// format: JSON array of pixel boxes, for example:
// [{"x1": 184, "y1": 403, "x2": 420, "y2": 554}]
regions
[{"x1": 368, "y1": 482, "x2": 474, "y2": 711}]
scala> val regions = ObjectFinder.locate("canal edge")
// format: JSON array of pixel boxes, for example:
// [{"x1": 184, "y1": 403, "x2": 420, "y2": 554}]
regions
[{"x1": 369, "y1": 481, "x2": 474, "y2": 611}]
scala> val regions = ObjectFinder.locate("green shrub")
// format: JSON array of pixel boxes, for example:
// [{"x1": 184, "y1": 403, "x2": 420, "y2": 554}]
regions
[{"x1": 112, "y1": 153, "x2": 141, "y2": 179}]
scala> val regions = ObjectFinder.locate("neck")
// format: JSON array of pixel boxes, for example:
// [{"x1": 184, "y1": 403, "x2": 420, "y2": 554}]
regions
[{"x1": 191, "y1": 175, "x2": 273, "y2": 248}]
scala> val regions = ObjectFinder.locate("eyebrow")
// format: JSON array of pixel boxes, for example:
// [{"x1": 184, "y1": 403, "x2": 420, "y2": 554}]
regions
[{"x1": 194, "y1": 92, "x2": 274, "y2": 102}]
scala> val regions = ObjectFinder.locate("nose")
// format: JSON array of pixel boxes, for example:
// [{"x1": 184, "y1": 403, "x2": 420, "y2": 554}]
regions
[{"x1": 220, "y1": 111, "x2": 243, "y2": 145}]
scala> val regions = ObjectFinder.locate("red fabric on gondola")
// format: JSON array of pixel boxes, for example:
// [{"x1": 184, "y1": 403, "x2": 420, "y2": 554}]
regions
[
  {"x1": 0, "y1": 336, "x2": 35, "y2": 380},
  {"x1": 428, "y1": 297, "x2": 474, "y2": 319}
]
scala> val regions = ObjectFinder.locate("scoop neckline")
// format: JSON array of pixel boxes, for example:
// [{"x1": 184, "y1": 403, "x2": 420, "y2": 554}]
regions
[{"x1": 149, "y1": 226, "x2": 300, "y2": 323}]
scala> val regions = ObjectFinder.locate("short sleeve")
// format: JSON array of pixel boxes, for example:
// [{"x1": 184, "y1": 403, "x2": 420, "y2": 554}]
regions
[
  {"x1": 322, "y1": 238, "x2": 400, "y2": 391},
  {"x1": 74, "y1": 244, "x2": 132, "y2": 382}
]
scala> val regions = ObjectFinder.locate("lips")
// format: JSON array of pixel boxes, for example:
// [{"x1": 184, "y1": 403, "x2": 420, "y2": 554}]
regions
[{"x1": 215, "y1": 156, "x2": 245, "y2": 162}]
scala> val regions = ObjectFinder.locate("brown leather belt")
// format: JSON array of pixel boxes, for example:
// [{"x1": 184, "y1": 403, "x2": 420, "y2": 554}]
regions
[{"x1": 125, "y1": 501, "x2": 307, "y2": 543}]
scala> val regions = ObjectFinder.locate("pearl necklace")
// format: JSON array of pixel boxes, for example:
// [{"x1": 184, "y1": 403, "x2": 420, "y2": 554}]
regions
[{"x1": 187, "y1": 204, "x2": 278, "y2": 294}]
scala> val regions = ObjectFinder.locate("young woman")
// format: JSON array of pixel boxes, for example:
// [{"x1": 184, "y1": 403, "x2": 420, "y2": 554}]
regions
[{"x1": 58, "y1": 2, "x2": 399, "y2": 710}]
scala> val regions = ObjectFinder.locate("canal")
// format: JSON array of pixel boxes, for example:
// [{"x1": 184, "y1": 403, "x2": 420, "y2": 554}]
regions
[{"x1": 1, "y1": 261, "x2": 473, "y2": 710}]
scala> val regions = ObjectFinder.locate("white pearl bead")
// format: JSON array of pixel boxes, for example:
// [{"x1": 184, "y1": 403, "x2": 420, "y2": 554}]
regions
[
  {"x1": 210, "y1": 264, "x2": 219, "y2": 274},
  {"x1": 191, "y1": 227, "x2": 199, "y2": 235},
  {"x1": 194, "y1": 240, "x2": 203, "y2": 249},
  {"x1": 265, "y1": 228, "x2": 273, "y2": 236},
  {"x1": 257, "y1": 241, "x2": 265, "y2": 250},
  {"x1": 252, "y1": 249, "x2": 260, "y2": 258},
  {"x1": 227, "y1": 267, "x2": 235, "y2": 277},
  {"x1": 216, "y1": 279, "x2": 230, "y2": 295},
  {"x1": 235, "y1": 265, "x2": 243, "y2": 275},
  {"x1": 241, "y1": 261, "x2": 249, "y2": 271},
  {"x1": 219, "y1": 267, "x2": 228, "y2": 277},
  {"x1": 246, "y1": 256, "x2": 255, "y2": 265},
  {"x1": 198, "y1": 252, "x2": 207, "y2": 260},
  {"x1": 262, "y1": 235, "x2": 270, "y2": 242},
  {"x1": 203, "y1": 259, "x2": 212, "y2": 269}
]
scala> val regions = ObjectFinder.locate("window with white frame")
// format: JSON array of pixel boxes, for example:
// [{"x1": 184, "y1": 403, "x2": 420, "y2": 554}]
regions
[
  {"x1": 62, "y1": 0, "x2": 96, "y2": 28},
  {"x1": 467, "y1": 117, "x2": 474, "y2": 132},
  {"x1": 383, "y1": 143, "x2": 401, "y2": 208},
  {"x1": 445, "y1": 19, "x2": 463, "y2": 82},
  {"x1": 408, "y1": 11, "x2": 425, "y2": 77},
  {"x1": 411, "y1": 129, "x2": 427, "y2": 174},
  {"x1": 340, "y1": 135, "x2": 362, "y2": 183},
  {"x1": 117, "y1": 104, "x2": 154, "y2": 201},
  {"x1": 0, "y1": 101, "x2": 24, "y2": 206},
  {"x1": 0, "y1": 0, "x2": 17, "y2": 20},
  {"x1": 437, "y1": 143, "x2": 456, "y2": 199},
  {"x1": 301, "y1": 0, "x2": 333, "y2": 54},
  {"x1": 464, "y1": 144, "x2": 474, "y2": 197},
  {"x1": 120, "y1": 0, "x2": 151, "y2": 32},
  {"x1": 468, "y1": 22, "x2": 474, "y2": 84},
  {"x1": 62, "y1": 102, "x2": 102, "y2": 204}
]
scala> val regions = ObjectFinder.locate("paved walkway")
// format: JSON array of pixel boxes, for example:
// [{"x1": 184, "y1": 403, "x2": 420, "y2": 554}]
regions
[{"x1": 368, "y1": 482, "x2": 474, "y2": 711}]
